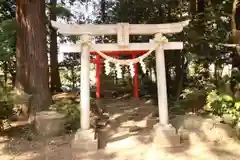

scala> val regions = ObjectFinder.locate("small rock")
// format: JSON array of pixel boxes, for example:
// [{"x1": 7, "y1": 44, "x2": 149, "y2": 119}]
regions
[
  {"x1": 210, "y1": 115, "x2": 223, "y2": 122},
  {"x1": 172, "y1": 114, "x2": 238, "y2": 144},
  {"x1": 187, "y1": 130, "x2": 206, "y2": 144},
  {"x1": 178, "y1": 127, "x2": 189, "y2": 141},
  {"x1": 171, "y1": 115, "x2": 207, "y2": 130},
  {"x1": 236, "y1": 122, "x2": 240, "y2": 138},
  {"x1": 183, "y1": 115, "x2": 204, "y2": 129},
  {"x1": 171, "y1": 114, "x2": 205, "y2": 130},
  {"x1": 129, "y1": 125, "x2": 142, "y2": 133},
  {"x1": 178, "y1": 127, "x2": 206, "y2": 144},
  {"x1": 144, "y1": 99, "x2": 155, "y2": 105},
  {"x1": 97, "y1": 119, "x2": 108, "y2": 127},
  {"x1": 199, "y1": 119, "x2": 215, "y2": 132},
  {"x1": 206, "y1": 123, "x2": 235, "y2": 142},
  {"x1": 222, "y1": 114, "x2": 235, "y2": 125},
  {"x1": 170, "y1": 115, "x2": 185, "y2": 130}
]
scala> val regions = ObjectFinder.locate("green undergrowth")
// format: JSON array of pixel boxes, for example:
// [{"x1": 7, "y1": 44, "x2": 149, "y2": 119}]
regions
[
  {"x1": 0, "y1": 85, "x2": 31, "y2": 131},
  {"x1": 50, "y1": 97, "x2": 96, "y2": 132},
  {"x1": 169, "y1": 88, "x2": 207, "y2": 116},
  {"x1": 205, "y1": 90, "x2": 240, "y2": 125},
  {"x1": 172, "y1": 85, "x2": 240, "y2": 126}
]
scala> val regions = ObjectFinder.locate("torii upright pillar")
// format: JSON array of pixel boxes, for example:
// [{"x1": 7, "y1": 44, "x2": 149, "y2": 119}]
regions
[
  {"x1": 71, "y1": 35, "x2": 98, "y2": 152},
  {"x1": 80, "y1": 35, "x2": 91, "y2": 130},
  {"x1": 150, "y1": 32, "x2": 184, "y2": 148},
  {"x1": 155, "y1": 33, "x2": 169, "y2": 125}
]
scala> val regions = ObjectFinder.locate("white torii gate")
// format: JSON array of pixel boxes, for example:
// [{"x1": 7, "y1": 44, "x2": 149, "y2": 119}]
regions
[{"x1": 52, "y1": 20, "x2": 189, "y2": 148}]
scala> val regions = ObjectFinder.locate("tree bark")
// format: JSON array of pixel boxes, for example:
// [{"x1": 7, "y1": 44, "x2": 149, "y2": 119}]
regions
[
  {"x1": 100, "y1": 0, "x2": 106, "y2": 23},
  {"x1": 3, "y1": 62, "x2": 8, "y2": 88},
  {"x1": 190, "y1": 0, "x2": 197, "y2": 16},
  {"x1": 16, "y1": 0, "x2": 30, "y2": 119},
  {"x1": 174, "y1": 54, "x2": 186, "y2": 100},
  {"x1": 197, "y1": 0, "x2": 204, "y2": 13},
  {"x1": 232, "y1": 0, "x2": 238, "y2": 40},
  {"x1": 49, "y1": 0, "x2": 62, "y2": 93},
  {"x1": 16, "y1": 0, "x2": 51, "y2": 122}
]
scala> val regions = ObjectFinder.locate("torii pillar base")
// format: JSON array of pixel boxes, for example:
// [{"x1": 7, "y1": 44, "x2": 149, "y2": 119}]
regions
[
  {"x1": 152, "y1": 124, "x2": 180, "y2": 148},
  {"x1": 71, "y1": 129, "x2": 98, "y2": 152}
]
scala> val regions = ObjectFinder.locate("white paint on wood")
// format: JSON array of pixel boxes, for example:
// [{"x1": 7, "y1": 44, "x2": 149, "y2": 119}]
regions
[
  {"x1": 117, "y1": 23, "x2": 124, "y2": 46},
  {"x1": 80, "y1": 35, "x2": 91, "y2": 130},
  {"x1": 59, "y1": 42, "x2": 183, "y2": 53},
  {"x1": 116, "y1": 23, "x2": 130, "y2": 47},
  {"x1": 220, "y1": 43, "x2": 240, "y2": 47},
  {"x1": 123, "y1": 23, "x2": 130, "y2": 46},
  {"x1": 51, "y1": 20, "x2": 190, "y2": 36},
  {"x1": 155, "y1": 33, "x2": 169, "y2": 125}
]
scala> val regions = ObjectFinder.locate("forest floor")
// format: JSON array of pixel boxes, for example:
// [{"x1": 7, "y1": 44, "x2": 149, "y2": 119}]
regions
[{"x1": 1, "y1": 98, "x2": 240, "y2": 160}]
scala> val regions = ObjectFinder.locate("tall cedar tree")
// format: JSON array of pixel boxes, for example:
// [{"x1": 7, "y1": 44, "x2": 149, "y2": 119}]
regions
[
  {"x1": 49, "y1": 0, "x2": 62, "y2": 93},
  {"x1": 16, "y1": 0, "x2": 51, "y2": 121}
]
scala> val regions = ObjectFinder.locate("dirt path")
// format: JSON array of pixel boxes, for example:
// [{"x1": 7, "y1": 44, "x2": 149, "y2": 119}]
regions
[
  {"x1": 74, "y1": 98, "x2": 240, "y2": 160},
  {"x1": 1, "y1": 133, "x2": 240, "y2": 160},
  {"x1": 1, "y1": 98, "x2": 240, "y2": 160}
]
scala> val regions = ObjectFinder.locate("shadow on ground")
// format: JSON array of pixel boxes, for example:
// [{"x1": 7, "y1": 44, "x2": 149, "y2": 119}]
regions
[{"x1": 0, "y1": 94, "x2": 240, "y2": 159}]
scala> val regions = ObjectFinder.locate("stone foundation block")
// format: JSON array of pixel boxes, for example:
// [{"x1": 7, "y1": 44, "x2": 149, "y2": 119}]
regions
[
  {"x1": 71, "y1": 129, "x2": 98, "y2": 152},
  {"x1": 152, "y1": 124, "x2": 180, "y2": 148},
  {"x1": 35, "y1": 111, "x2": 66, "y2": 137}
]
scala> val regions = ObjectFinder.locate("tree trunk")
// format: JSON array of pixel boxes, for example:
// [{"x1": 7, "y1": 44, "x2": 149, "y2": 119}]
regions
[
  {"x1": 231, "y1": 1, "x2": 240, "y2": 71},
  {"x1": 16, "y1": 0, "x2": 51, "y2": 122},
  {"x1": 11, "y1": 72, "x2": 16, "y2": 89},
  {"x1": 232, "y1": 0, "x2": 238, "y2": 42},
  {"x1": 232, "y1": 0, "x2": 240, "y2": 56},
  {"x1": 71, "y1": 66, "x2": 75, "y2": 88},
  {"x1": 174, "y1": 54, "x2": 185, "y2": 100},
  {"x1": 165, "y1": 64, "x2": 172, "y2": 97},
  {"x1": 16, "y1": 0, "x2": 30, "y2": 120},
  {"x1": 197, "y1": 0, "x2": 205, "y2": 13},
  {"x1": 49, "y1": 0, "x2": 62, "y2": 93},
  {"x1": 100, "y1": 0, "x2": 106, "y2": 23},
  {"x1": 176, "y1": 56, "x2": 188, "y2": 100},
  {"x1": 190, "y1": 0, "x2": 197, "y2": 16},
  {"x1": 3, "y1": 62, "x2": 8, "y2": 88}
]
